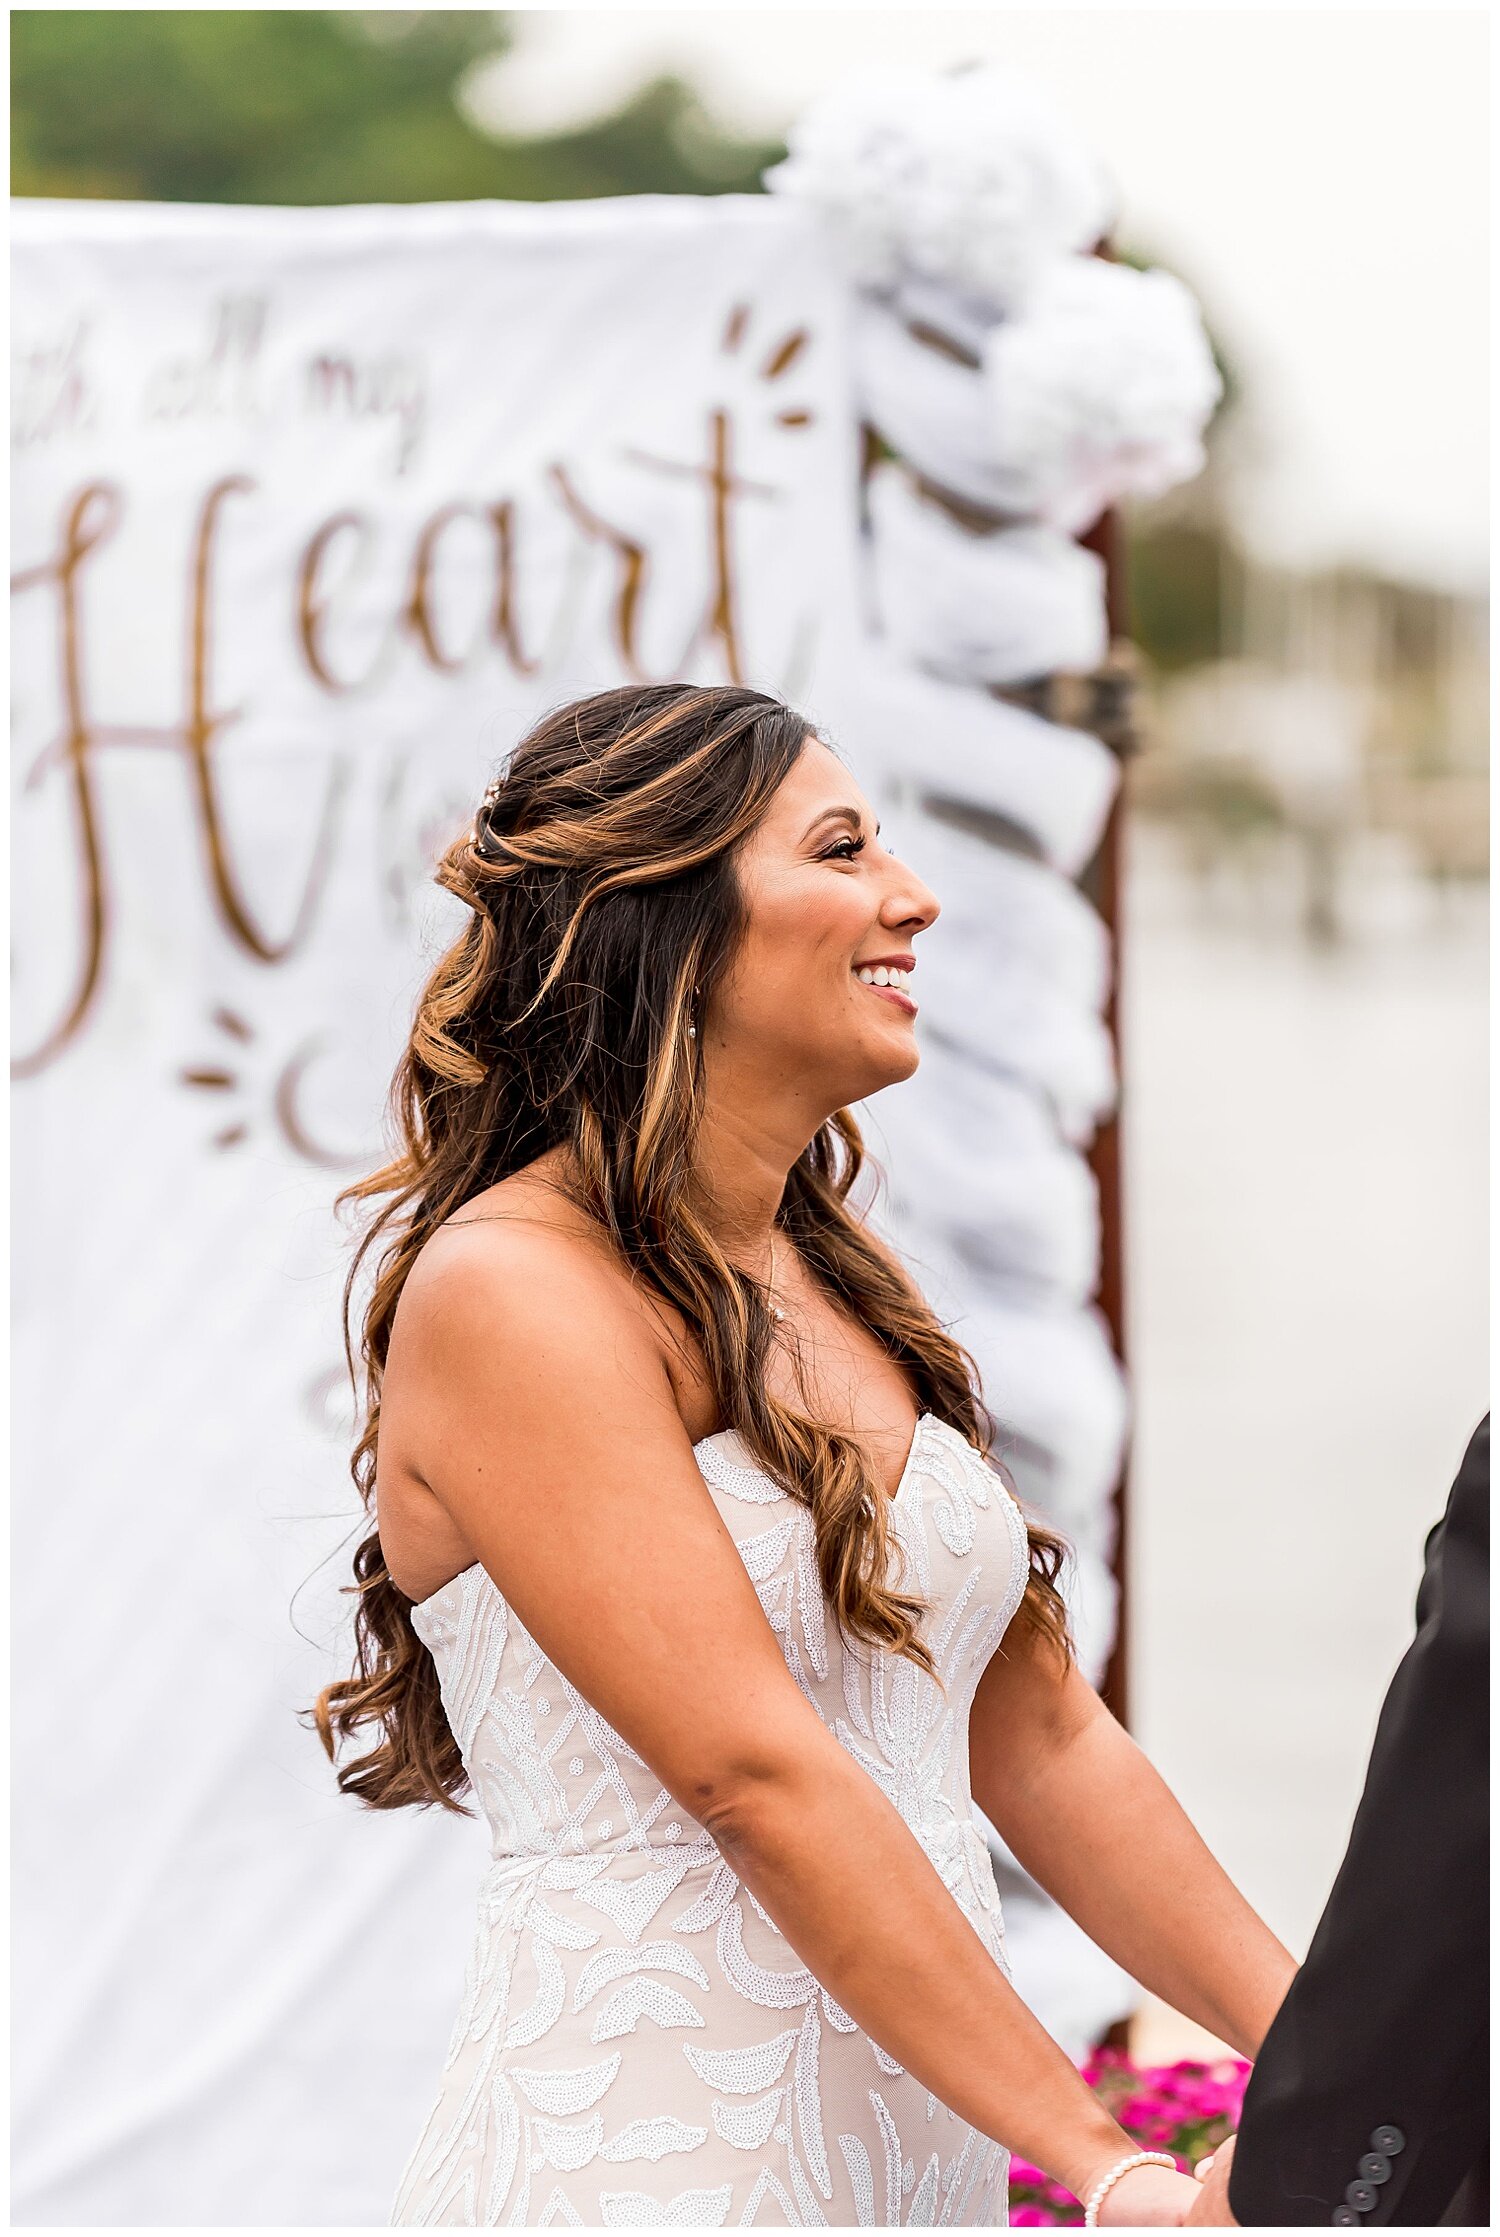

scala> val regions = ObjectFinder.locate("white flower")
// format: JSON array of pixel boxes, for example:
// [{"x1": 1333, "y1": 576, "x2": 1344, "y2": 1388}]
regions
[
  {"x1": 980, "y1": 257, "x2": 1225, "y2": 531},
  {"x1": 850, "y1": 261, "x2": 1221, "y2": 529},
  {"x1": 767, "y1": 64, "x2": 1116, "y2": 321}
]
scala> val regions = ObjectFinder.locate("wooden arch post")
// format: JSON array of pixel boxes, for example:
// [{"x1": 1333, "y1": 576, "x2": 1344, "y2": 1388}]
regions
[{"x1": 1077, "y1": 501, "x2": 1135, "y2": 1736}]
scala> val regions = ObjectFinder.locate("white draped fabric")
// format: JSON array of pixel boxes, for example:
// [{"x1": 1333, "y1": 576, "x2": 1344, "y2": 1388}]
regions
[
  {"x1": 852, "y1": 293, "x2": 1022, "y2": 507},
  {"x1": 829, "y1": 649, "x2": 1119, "y2": 880},
  {"x1": 866, "y1": 464, "x2": 1109, "y2": 686},
  {"x1": 894, "y1": 820, "x2": 1117, "y2": 1145}
]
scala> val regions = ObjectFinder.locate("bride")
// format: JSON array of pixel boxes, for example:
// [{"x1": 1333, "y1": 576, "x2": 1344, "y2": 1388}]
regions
[{"x1": 313, "y1": 681, "x2": 1294, "y2": 2228}]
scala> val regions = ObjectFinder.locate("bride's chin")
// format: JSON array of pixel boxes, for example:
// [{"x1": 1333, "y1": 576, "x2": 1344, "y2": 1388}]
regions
[{"x1": 864, "y1": 1042, "x2": 923, "y2": 1093}]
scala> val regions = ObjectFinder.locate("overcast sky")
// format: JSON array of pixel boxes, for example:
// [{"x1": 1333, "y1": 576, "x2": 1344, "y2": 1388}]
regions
[{"x1": 471, "y1": 6, "x2": 1488, "y2": 593}]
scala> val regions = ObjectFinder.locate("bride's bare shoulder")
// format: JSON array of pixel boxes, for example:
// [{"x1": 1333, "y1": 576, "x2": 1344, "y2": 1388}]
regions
[{"x1": 396, "y1": 1157, "x2": 674, "y2": 1366}]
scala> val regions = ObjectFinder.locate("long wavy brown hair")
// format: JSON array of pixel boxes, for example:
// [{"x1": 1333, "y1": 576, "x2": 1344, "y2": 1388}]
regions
[{"x1": 310, "y1": 682, "x2": 1072, "y2": 1813}]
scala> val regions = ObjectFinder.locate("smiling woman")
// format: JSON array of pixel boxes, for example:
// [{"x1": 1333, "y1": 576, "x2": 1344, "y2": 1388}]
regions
[
  {"x1": 316, "y1": 682, "x2": 1070, "y2": 1769},
  {"x1": 309, "y1": 681, "x2": 1289, "y2": 2227}
]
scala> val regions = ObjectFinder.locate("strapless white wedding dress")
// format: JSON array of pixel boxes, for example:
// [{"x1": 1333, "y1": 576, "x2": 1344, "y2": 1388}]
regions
[{"x1": 391, "y1": 1411, "x2": 1030, "y2": 2228}]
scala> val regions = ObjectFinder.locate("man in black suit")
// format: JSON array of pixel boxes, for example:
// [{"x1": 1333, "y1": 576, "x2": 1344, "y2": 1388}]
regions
[{"x1": 1190, "y1": 1415, "x2": 1488, "y2": 2228}]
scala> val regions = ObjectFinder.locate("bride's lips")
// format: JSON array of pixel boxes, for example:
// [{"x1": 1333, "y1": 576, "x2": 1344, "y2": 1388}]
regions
[{"x1": 854, "y1": 975, "x2": 918, "y2": 1017}]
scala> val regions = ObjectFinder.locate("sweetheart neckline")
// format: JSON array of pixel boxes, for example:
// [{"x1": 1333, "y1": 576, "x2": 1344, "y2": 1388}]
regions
[{"x1": 405, "y1": 1410, "x2": 939, "y2": 1622}]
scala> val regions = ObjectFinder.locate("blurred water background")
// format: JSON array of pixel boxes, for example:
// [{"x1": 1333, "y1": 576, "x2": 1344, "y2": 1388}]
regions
[
  {"x1": 1124, "y1": 815, "x2": 1486, "y2": 2058},
  {"x1": 15, "y1": 7, "x2": 1488, "y2": 2062}
]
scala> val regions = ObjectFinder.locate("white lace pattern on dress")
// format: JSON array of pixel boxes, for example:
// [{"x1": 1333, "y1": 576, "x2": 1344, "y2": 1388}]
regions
[{"x1": 390, "y1": 1412, "x2": 1031, "y2": 2228}]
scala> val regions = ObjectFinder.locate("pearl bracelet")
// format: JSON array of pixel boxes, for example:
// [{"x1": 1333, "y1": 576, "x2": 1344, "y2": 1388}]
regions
[{"x1": 1082, "y1": 2149, "x2": 1180, "y2": 2227}]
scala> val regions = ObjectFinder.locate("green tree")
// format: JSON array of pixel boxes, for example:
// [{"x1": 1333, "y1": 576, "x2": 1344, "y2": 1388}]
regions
[
  {"x1": 1127, "y1": 520, "x2": 1244, "y2": 676},
  {"x1": 10, "y1": 10, "x2": 783, "y2": 205}
]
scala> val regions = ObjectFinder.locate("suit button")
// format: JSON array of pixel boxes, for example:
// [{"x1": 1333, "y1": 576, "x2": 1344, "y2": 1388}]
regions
[
  {"x1": 1371, "y1": 2125, "x2": 1406, "y2": 2155},
  {"x1": 1332, "y1": 2210, "x2": 1359, "y2": 2226},
  {"x1": 1358, "y1": 2153, "x2": 1393, "y2": 2184},
  {"x1": 1346, "y1": 2181, "x2": 1380, "y2": 2213}
]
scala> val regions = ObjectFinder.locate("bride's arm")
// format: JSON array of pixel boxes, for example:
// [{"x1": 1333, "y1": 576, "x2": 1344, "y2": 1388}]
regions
[
  {"x1": 390, "y1": 1221, "x2": 1194, "y2": 2224},
  {"x1": 969, "y1": 1624, "x2": 1297, "y2": 2058}
]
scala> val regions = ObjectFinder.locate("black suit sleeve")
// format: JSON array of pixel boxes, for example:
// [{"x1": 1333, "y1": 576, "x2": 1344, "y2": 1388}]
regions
[{"x1": 1227, "y1": 1417, "x2": 1489, "y2": 2227}]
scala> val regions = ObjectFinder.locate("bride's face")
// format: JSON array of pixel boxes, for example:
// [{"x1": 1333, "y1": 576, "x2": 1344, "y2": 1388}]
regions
[{"x1": 711, "y1": 739, "x2": 941, "y2": 1110}]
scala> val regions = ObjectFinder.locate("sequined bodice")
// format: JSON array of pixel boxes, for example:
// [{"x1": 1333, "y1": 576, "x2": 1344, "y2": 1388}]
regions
[{"x1": 411, "y1": 1413, "x2": 1028, "y2": 1900}]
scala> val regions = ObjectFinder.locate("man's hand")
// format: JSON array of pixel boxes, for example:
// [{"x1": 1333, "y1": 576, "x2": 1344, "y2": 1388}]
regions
[{"x1": 1186, "y1": 2134, "x2": 1239, "y2": 2226}]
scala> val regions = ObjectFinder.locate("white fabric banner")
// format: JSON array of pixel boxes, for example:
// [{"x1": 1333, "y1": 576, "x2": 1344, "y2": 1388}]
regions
[{"x1": 10, "y1": 193, "x2": 868, "y2": 2228}]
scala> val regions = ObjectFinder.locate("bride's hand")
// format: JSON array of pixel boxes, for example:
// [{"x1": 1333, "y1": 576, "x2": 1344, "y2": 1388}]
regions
[{"x1": 1096, "y1": 2162, "x2": 1204, "y2": 2226}]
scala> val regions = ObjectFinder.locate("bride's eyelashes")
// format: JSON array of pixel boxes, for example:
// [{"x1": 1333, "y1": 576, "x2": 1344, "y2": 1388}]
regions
[{"x1": 820, "y1": 834, "x2": 867, "y2": 863}]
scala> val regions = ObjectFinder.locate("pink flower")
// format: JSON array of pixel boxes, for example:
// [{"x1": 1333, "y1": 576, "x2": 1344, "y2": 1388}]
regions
[{"x1": 1007, "y1": 2052, "x2": 1249, "y2": 2220}]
